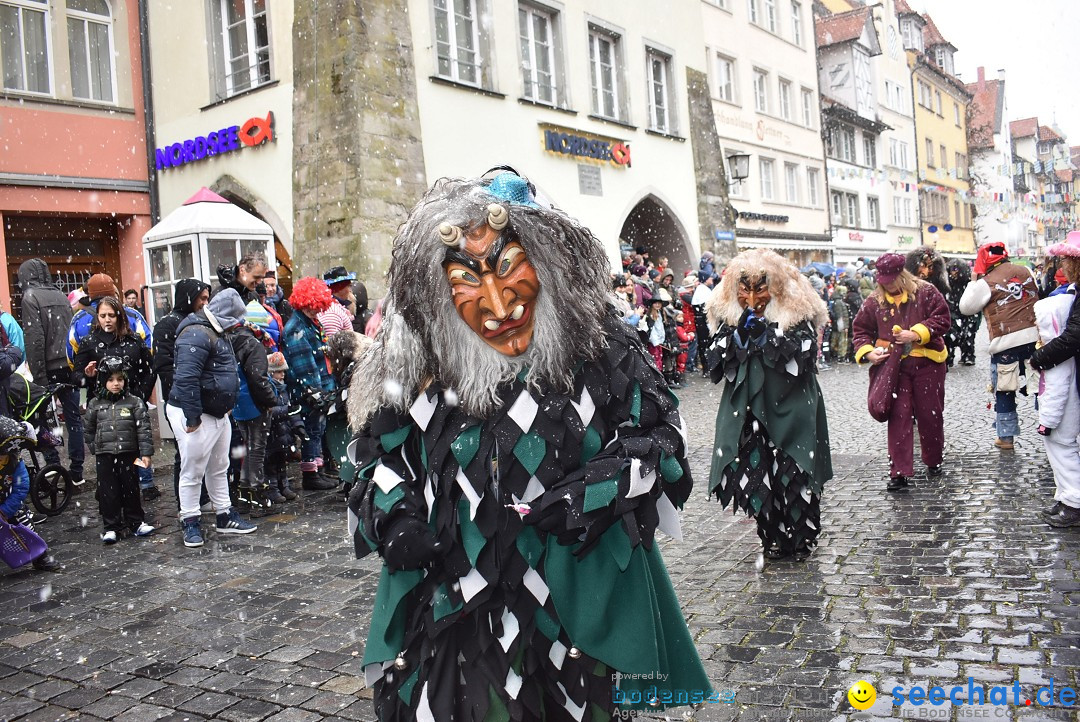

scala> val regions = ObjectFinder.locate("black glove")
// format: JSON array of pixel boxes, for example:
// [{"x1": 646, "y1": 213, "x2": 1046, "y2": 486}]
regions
[
  {"x1": 381, "y1": 517, "x2": 444, "y2": 571},
  {"x1": 1038, "y1": 425, "x2": 1053, "y2": 437}
]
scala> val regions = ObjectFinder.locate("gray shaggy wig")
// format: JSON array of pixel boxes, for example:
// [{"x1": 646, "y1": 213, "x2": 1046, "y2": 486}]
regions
[{"x1": 348, "y1": 176, "x2": 612, "y2": 428}]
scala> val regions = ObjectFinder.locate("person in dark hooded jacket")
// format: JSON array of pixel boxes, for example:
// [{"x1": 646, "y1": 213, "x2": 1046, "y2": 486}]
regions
[
  {"x1": 945, "y1": 259, "x2": 980, "y2": 366},
  {"x1": 351, "y1": 280, "x2": 373, "y2": 334},
  {"x1": 153, "y1": 278, "x2": 211, "y2": 505},
  {"x1": 153, "y1": 279, "x2": 211, "y2": 402},
  {"x1": 16, "y1": 259, "x2": 83, "y2": 483},
  {"x1": 167, "y1": 289, "x2": 257, "y2": 547}
]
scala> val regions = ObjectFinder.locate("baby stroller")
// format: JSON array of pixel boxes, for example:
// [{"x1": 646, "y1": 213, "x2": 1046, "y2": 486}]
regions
[{"x1": 5, "y1": 375, "x2": 73, "y2": 516}]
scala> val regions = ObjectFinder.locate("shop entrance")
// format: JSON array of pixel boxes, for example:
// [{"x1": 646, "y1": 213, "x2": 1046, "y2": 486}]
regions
[
  {"x1": 5, "y1": 215, "x2": 117, "y2": 316},
  {"x1": 619, "y1": 195, "x2": 694, "y2": 275}
]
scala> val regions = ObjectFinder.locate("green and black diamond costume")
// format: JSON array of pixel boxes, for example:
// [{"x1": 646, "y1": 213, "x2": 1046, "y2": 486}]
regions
[
  {"x1": 707, "y1": 319, "x2": 832, "y2": 556},
  {"x1": 348, "y1": 317, "x2": 711, "y2": 721}
]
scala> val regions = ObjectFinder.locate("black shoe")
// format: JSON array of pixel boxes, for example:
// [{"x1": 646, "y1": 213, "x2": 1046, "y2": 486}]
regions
[
  {"x1": 1047, "y1": 505, "x2": 1080, "y2": 528},
  {"x1": 793, "y1": 544, "x2": 813, "y2": 562},
  {"x1": 279, "y1": 479, "x2": 298, "y2": 501},
  {"x1": 887, "y1": 476, "x2": 910, "y2": 492},
  {"x1": 266, "y1": 486, "x2": 287, "y2": 504},
  {"x1": 763, "y1": 545, "x2": 790, "y2": 559},
  {"x1": 141, "y1": 486, "x2": 161, "y2": 501},
  {"x1": 1042, "y1": 501, "x2": 1064, "y2": 518},
  {"x1": 302, "y1": 470, "x2": 337, "y2": 491},
  {"x1": 927, "y1": 465, "x2": 943, "y2": 478},
  {"x1": 32, "y1": 554, "x2": 61, "y2": 572}
]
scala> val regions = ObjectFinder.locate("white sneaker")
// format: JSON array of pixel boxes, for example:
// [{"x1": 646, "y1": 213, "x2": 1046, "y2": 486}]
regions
[
  {"x1": 101, "y1": 530, "x2": 118, "y2": 544},
  {"x1": 134, "y1": 522, "x2": 155, "y2": 537}
]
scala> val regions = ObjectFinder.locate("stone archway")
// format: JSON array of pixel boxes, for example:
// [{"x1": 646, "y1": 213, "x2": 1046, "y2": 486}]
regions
[
  {"x1": 211, "y1": 175, "x2": 294, "y2": 292},
  {"x1": 619, "y1": 194, "x2": 694, "y2": 274}
]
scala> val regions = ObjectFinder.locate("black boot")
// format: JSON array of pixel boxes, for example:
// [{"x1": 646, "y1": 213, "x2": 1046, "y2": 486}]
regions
[
  {"x1": 265, "y1": 481, "x2": 287, "y2": 505},
  {"x1": 278, "y1": 471, "x2": 298, "y2": 501},
  {"x1": 302, "y1": 469, "x2": 337, "y2": 491}
]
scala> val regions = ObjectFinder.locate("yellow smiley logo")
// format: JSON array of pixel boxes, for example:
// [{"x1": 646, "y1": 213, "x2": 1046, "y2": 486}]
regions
[{"x1": 848, "y1": 680, "x2": 877, "y2": 710}]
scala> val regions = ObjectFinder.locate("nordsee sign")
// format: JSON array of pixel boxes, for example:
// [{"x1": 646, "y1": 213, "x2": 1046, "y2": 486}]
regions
[
  {"x1": 541, "y1": 124, "x2": 631, "y2": 167},
  {"x1": 155, "y1": 111, "x2": 275, "y2": 171}
]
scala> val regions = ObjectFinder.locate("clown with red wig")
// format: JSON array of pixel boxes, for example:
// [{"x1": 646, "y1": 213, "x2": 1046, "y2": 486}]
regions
[{"x1": 282, "y1": 277, "x2": 338, "y2": 490}]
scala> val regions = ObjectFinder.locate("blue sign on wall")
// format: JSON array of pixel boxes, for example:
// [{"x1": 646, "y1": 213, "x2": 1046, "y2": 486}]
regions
[
  {"x1": 714, "y1": 230, "x2": 736, "y2": 241},
  {"x1": 155, "y1": 111, "x2": 275, "y2": 171}
]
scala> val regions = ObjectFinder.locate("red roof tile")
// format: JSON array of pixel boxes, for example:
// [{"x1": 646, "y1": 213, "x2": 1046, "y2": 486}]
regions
[
  {"x1": 1055, "y1": 169, "x2": 1073, "y2": 183},
  {"x1": 1039, "y1": 125, "x2": 1063, "y2": 142},
  {"x1": 921, "y1": 13, "x2": 954, "y2": 49},
  {"x1": 815, "y1": 9, "x2": 872, "y2": 48},
  {"x1": 965, "y1": 78, "x2": 1004, "y2": 151},
  {"x1": 895, "y1": 0, "x2": 917, "y2": 15},
  {"x1": 1009, "y1": 117, "x2": 1039, "y2": 139}
]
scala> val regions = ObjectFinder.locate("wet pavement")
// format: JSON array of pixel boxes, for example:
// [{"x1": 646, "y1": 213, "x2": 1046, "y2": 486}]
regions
[{"x1": 1, "y1": 330, "x2": 1077, "y2": 722}]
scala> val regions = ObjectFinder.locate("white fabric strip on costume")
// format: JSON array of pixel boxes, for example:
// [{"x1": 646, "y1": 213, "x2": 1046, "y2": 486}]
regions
[
  {"x1": 373, "y1": 464, "x2": 404, "y2": 494},
  {"x1": 507, "y1": 389, "x2": 539, "y2": 432}
]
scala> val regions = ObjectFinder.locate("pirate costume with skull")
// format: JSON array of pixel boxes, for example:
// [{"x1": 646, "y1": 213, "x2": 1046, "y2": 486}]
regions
[
  {"x1": 705, "y1": 249, "x2": 833, "y2": 560},
  {"x1": 346, "y1": 172, "x2": 710, "y2": 721}
]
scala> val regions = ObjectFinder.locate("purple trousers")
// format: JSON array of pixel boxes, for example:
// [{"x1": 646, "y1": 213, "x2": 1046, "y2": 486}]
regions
[{"x1": 887, "y1": 356, "x2": 946, "y2": 478}]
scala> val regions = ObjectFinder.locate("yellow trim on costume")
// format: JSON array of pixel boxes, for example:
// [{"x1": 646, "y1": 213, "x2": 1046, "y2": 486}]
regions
[
  {"x1": 855, "y1": 344, "x2": 876, "y2": 364},
  {"x1": 907, "y1": 346, "x2": 948, "y2": 363},
  {"x1": 884, "y1": 291, "x2": 909, "y2": 305},
  {"x1": 911, "y1": 323, "x2": 931, "y2": 345}
]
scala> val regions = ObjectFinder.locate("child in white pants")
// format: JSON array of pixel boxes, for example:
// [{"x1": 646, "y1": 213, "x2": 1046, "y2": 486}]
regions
[{"x1": 1034, "y1": 289, "x2": 1080, "y2": 525}]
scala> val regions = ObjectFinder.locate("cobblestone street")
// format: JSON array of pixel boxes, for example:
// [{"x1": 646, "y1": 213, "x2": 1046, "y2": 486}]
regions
[{"x1": 1, "y1": 332, "x2": 1077, "y2": 722}]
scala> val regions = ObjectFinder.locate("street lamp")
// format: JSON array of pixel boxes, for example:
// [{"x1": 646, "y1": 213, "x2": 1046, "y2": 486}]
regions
[{"x1": 726, "y1": 152, "x2": 750, "y2": 182}]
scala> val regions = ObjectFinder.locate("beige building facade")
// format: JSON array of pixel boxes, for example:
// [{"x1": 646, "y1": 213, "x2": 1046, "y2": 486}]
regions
[{"x1": 701, "y1": 0, "x2": 831, "y2": 266}]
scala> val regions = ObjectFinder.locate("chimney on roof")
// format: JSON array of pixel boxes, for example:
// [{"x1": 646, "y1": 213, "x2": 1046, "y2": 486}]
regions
[
  {"x1": 977, "y1": 66, "x2": 986, "y2": 91},
  {"x1": 997, "y1": 68, "x2": 1006, "y2": 82}
]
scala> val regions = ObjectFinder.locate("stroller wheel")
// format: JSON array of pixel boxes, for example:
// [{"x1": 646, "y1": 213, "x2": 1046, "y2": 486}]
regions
[{"x1": 31, "y1": 463, "x2": 72, "y2": 516}]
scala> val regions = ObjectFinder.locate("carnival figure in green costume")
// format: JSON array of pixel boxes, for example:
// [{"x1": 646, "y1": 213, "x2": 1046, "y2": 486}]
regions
[
  {"x1": 706, "y1": 248, "x2": 833, "y2": 561},
  {"x1": 346, "y1": 170, "x2": 710, "y2": 721}
]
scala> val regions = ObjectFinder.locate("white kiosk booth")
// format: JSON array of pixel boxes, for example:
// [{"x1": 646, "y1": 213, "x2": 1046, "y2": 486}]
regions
[{"x1": 142, "y1": 187, "x2": 274, "y2": 436}]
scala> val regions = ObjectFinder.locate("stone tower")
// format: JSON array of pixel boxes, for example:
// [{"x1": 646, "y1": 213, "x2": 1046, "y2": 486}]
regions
[{"x1": 292, "y1": 0, "x2": 427, "y2": 291}]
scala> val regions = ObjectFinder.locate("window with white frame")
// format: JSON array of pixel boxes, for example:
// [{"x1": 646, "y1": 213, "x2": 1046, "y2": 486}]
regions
[
  {"x1": 784, "y1": 162, "x2": 799, "y2": 203},
  {"x1": 214, "y1": 0, "x2": 271, "y2": 97},
  {"x1": 646, "y1": 48, "x2": 674, "y2": 133},
  {"x1": 916, "y1": 79, "x2": 933, "y2": 109},
  {"x1": 764, "y1": 0, "x2": 776, "y2": 32},
  {"x1": 885, "y1": 80, "x2": 907, "y2": 113},
  {"x1": 934, "y1": 90, "x2": 942, "y2": 115},
  {"x1": 588, "y1": 25, "x2": 622, "y2": 120},
  {"x1": 830, "y1": 191, "x2": 844, "y2": 224},
  {"x1": 806, "y1": 167, "x2": 820, "y2": 206},
  {"x1": 759, "y1": 157, "x2": 774, "y2": 199},
  {"x1": 752, "y1": 68, "x2": 768, "y2": 113},
  {"x1": 0, "y1": 0, "x2": 50, "y2": 94},
  {"x1": 955, "y1": 152, "x2": 967, "y2": 179},
  {"x1": 889, "y1": 138, "x2": 910, "y2": 169},
  {"x1": 519, "y1": 3, "x2": 558, "y2": 105},
  {"x1": 925, "y1": 138, "x2": 934, "y2": 166},
  {"x1": 828, "y1": 124, "x2": 855, "y2": 162},
  {"x1": 939, "y1": 143, "x2": 946, "y2": 168},
  {"x1": 845, "y1": 193, "x2": 859, "y2": 226},
  {"x1": 900, "y1": 18, "x2": 923, "y2": 51},
  {"x1": 66, "y1": 0, "x2": 112, "y2": 102},
  {"x1": 790, "y1": 1, "x2": 802, "y2": 45},
  {"x1": 863, "y1": 133, "x2": 876, "y2": 167},
  {"x1": 715, "y1": 53, "x2": 735, "y2": 103},
  {"x1": 748, "y1": 0, "x2": 759, "y2": 25},
  {"x1": 778, "y1": 79, "x2": 791, "y2": 120},
  {"x1": 953, "y1": 101, "x2": 961, "y2": 126},
  {"x1": 893, "y1": 197, "x2": 914, "y2": 225},
  {"x1": 801, "y1": 87, "x2": 814, "y2": 127},
  {"x1": 867, "y1": 196, "x2": 879, "y2": 229}
]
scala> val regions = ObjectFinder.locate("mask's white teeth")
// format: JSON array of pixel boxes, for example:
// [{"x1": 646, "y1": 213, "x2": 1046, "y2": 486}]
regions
[
  {"x1": 511, "y1": 305, "x2": 525, "y2": 320},
  {"x1": 484, "y1": 319, "x2": 501, "y2": 331}
]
